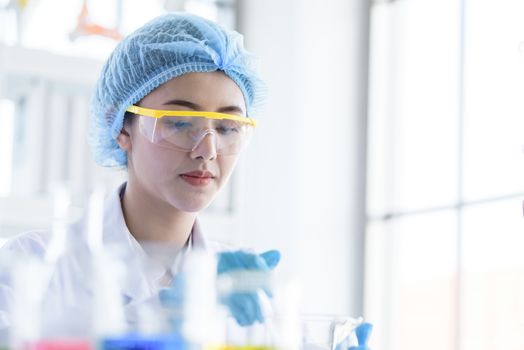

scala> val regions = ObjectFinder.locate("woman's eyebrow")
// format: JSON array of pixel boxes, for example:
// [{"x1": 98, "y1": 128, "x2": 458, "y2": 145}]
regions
[
  {"x1": 163, "y1": 99, "x2": 245, "y2": 114},
  {"x1": 216, "y1": 105, "x2": 245, "y2": 115},
  {"x1": 163, "y1": 99, "x2": 201, "y2": 110}
]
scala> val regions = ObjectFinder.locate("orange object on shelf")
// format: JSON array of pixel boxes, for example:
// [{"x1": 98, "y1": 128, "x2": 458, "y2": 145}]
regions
[{"x1": 70, "y1": 0, "x2": 123, "y2": 41}]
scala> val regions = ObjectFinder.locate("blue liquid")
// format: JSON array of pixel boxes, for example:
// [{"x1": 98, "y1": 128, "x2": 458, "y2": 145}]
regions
[{"x1": 101, "y1": 334, "x2": 184, "y2": 350}]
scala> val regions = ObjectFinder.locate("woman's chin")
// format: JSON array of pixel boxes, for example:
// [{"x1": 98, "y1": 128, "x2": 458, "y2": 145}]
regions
[{"x1": 172, "y1": 197, "x2": 215, "y2": 213}]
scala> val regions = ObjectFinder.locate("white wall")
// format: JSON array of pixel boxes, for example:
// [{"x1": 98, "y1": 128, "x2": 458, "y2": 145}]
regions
[{"x1": 236, "y1": 0, "x2": 369, "y2": 316}]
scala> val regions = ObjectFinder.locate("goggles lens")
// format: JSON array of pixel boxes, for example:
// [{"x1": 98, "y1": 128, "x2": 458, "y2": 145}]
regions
[{"x1": 132, "y1": 107, "x2": 254, "y2": 155}]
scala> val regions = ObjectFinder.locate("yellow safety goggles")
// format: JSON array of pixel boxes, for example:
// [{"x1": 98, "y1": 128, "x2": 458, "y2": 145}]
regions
[
  {"x1": 126, "y1": 105, "x2": 257, "y2": 127},
  {"x1": 126, "y1": 105, "x2": 256, "y2": 155}
]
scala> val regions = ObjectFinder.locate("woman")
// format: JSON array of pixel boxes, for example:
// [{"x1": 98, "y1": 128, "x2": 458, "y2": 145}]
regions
[{"x1": 0, "y1": 12, "x2": 280, "y2": 336}]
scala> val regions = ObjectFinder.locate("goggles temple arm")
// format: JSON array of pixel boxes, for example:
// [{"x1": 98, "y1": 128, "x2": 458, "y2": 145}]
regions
[{"x1": 151, "y1": 118, "x2": 159, "y2": 143}]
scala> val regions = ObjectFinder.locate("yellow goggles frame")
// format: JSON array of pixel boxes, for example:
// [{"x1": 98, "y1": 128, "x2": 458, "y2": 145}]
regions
[{"x1": 126, "y1": 105, "x2": 257, "y2": 127}]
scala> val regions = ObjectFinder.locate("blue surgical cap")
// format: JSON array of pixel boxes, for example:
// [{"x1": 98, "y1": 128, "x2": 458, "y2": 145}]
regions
[{"x1": 89, "y1": 12, "x2": 266, "y2": 167}]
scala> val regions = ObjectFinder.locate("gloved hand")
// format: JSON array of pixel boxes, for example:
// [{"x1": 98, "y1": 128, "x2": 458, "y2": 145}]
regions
[
  {"x1": 217, "y1": 250, "x2": 280, "y2": 327},
  {"x1": 348, "y1": 322, "x2": 373, "y2": 350}
]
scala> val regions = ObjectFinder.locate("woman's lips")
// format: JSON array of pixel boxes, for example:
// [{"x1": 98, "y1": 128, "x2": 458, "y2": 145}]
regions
[{"x1": 180, "y1": 171, "x2": 215, "y2": 186}]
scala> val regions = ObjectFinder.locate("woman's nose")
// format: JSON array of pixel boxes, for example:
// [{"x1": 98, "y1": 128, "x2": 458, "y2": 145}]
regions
[{"x1": 189, "y1": 131, "x2": 217, "y2": 161}]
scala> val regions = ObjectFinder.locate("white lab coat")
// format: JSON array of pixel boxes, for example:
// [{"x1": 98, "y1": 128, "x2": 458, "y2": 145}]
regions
[{"x1": 0, "y1": 182, "x2": 223, "y2": 337}]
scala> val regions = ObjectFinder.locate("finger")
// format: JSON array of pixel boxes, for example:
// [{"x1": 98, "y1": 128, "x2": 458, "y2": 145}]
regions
[
  {"x1": 230, "y1": 295, "x2": 250, "y2": 326},
  {"x1": 260, "y1": 250, "x2": 280, "y2": 270},
  {"x1": 355, "y1": 323, "x2": 373, "y2": 346},
  {"x1": 241, "y1": 293, "x2": 259, "y2": 326}
]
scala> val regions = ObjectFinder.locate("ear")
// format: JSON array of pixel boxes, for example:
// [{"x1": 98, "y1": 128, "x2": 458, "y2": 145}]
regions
[{"x1": 116, "y1": 123, "x2": 132, "y2": 152}]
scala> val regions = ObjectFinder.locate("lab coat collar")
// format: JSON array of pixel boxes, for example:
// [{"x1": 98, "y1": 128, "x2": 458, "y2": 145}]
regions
[{"x1": 190, "y1": 219, "x2": 208, "y2": 251}]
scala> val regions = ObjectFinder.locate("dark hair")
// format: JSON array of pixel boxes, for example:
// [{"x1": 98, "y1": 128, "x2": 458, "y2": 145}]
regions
[{"x1": 123, "y1": 111, "x2": 136, "y2": 125}]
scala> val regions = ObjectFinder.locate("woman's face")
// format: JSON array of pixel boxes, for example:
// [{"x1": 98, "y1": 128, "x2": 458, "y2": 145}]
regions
[{"x1": 120, "y1": 71, "x2": 246, "y2": 212}]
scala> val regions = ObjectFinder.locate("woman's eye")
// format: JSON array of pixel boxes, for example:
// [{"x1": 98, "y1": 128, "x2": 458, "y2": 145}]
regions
[
  {"x1": 216, "y1": 125, "x2": 238, "y2": 135},
  {"x1": 164, "y1": 120, "x2": 192, "y2": 130},
  {"x1": 215, "y1": 120, "x2": 242, "y2": 135}
]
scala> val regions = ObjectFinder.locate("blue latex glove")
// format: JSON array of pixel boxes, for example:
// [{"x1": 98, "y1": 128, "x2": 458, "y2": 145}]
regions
[
  {"x1": 217, "y1": 250, "x2": 281, "y2": 327},
  {"x1": 348, "y1": 322, "x2": 373, "y2": 350}
]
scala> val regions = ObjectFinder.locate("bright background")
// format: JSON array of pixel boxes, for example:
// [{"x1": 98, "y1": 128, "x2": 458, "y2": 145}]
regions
[{"x1": 1, "y1": 0, "x2": 524, "y2": 349}]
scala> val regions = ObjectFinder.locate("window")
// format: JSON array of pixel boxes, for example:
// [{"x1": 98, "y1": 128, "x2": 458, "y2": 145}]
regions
[{"x1": 366, "y1": 1, "x2": 524, "y2": 349}]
